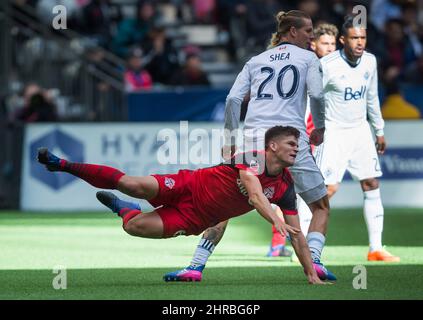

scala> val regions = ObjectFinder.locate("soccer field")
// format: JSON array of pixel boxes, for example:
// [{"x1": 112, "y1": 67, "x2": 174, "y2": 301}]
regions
[{"x1": 1, "y1": 209, "x2": 423, "y2": 300}]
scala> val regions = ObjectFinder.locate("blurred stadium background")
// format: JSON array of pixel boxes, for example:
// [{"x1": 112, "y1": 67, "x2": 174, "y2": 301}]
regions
[{"x1": 1, "y1": 0, "x2": 423, "y2": 300}]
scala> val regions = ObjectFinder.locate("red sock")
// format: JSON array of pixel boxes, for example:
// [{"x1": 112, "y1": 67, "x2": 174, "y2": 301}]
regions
[
  {"x1": 119, "y1": 208, "x2": 142, "y2": 227},
  {"x1": 61, "y1": 160, "x2": 124, "y2": 189},
  {"x1": 271, "y1": 225, "x2": 286, "y2": 247}
]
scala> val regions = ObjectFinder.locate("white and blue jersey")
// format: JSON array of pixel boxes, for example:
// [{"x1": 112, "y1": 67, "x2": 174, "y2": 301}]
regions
[
  {"x1": 320, "y1": 49, "x2": 384, "y2": 136},
  {"x1": 227, "y1": 42, "x2": 326, "y2": 139},
  {"x1": 225, "y1": 42, "x2": 327, "y2": 202},
  {"x1": 314, "y1": 49, "x2": 384, "y2": 184}
]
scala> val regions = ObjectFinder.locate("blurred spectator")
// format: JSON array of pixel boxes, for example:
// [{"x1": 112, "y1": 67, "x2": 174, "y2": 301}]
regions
[
  {"x1": 319, "y1": 0, "x2": 347, "y2": 29},
  {"x1": 215, "y1": 0, "x2": 248, "y2": 60},
  {"x1": 381, "y1": 18, "x2": 419, "y2": 86},
  {"x1": 370, "y1": 0, "x2": 403, "y2": 33},
  {"x1": 191, "y1": 0, "x2": 216, "y2": 23},
  {"x1": 1, "y1": 95, "x2": 8, "y2": 120},
  {"x1": 404, "y1": 54, "x2": 423, "y2": 83},
  {"x1": 215, "y1": 0, "x2": 247, "y2": 30},
  {"x1": 298, "y1": 0, "x2": 321, "y2": 22},
  {"x1": 401, "y1": 2, "x2": 423, "y2": 58},
  {"x1": 112, "y1": 0, "x2": 159, "y2": 58},
  {"x1": 169, "y1": 48, "x2": 210, "y2": 86},
  {"x1": 84, "y1": 45, "x2": 117, "y2": 94},
  {"x1": 124, "y1": 48, "x2": 153, "y2": 92},
  {"x1": 13, "y1": 0, "x2": 39, "y2": 7},
  {"x1": 141, "y1": 26, "x2": 179, "y2": 85},
  {"x1": 79, "y1": 0, "x2": 122, "y2": 48},
  {"x1": 246, "y1": 0, "x2": 284, "y2": 49},
  {"x1": 14, "y1": 84, "x2": 58, "y2": 122}
]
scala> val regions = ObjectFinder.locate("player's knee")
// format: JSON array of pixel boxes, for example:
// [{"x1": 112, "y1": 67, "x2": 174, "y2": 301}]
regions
[
  {"x1": 122, "y1": 219, "x2": 136, "y2": 235},
  {"x1": 361, "y1": 178, "x2": 379, "y2": 191},
  {"x1": 123, "y1": 219, "x2": 146, "y2": 237},
  {"x1": 310, "y1": 196, "x2": 330, "y2": 216}
]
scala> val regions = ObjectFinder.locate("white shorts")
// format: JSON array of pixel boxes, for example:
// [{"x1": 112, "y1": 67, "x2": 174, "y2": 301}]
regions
[
  {"x1": 314, "y1": 122, "x2": 383, "y2": 185},
  {"x1": 243, "y1": 133, "x2": 327, "y2": 204}
]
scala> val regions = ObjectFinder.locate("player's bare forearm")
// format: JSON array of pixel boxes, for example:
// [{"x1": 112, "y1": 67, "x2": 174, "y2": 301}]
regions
[
  {"x1": 250, "y1": 192, "x2": 300, "y2": 236},
  {"x1": 250, "y1": 193, "x2": 278, "y2": 224},
  {"x1": 202, "y1": 220, "x2": 228, "y2": 246},
  {"x1": 283, "y1": 215, "x2": 313, "y2": 272},
  {"x1": 240, "y1": 170, "x2": 300, "y2": 236},
  {"x1": 239, "y1": 171, "x2": 276, "y2": 223},
  {"x1": 241, "y1": 179, "x2": 277, "y2": 225},
  {"x1": 290, "y1": 233, "x2": 315, "y2": 274},
  {"x1": 284, "y1": 214, "x2": 324, "y2": 284}
]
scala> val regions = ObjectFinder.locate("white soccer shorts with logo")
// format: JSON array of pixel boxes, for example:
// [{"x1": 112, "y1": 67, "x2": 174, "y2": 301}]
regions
[{"x1": 314, "y1": 121, "x2": 383, "y2": 185}]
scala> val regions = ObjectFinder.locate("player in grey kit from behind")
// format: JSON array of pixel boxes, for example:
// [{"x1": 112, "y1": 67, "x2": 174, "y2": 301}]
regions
[{"x1": 164, "y1": 10, "x2": 336, "y2": 282}]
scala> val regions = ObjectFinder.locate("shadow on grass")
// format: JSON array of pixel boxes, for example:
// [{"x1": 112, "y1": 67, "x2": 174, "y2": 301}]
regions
[
  {"x1": 2, "y1": 209, "x2": 423, "y2": 246},
  {"x1": 236, "y1": 209, "x2": 423, "y2": 247},
  {"x1": 0, "y1": 265, "x2": 422, "y2": 300}
]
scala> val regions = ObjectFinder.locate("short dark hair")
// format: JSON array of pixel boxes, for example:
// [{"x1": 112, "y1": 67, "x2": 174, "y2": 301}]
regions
[
  {"x1": 265, "y1": 126, "x2": 300, "y2": 150},
  {"x1": 341, "y1": 15, "x2": 356, "y2": 36},
  {"x1": 341, "y1": 14, "x2": 368, "y2": 37}
]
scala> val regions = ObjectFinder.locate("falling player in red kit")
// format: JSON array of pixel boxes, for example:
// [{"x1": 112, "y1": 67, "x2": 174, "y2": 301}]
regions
[{"x1": 38, "y1": 126, "x2": 326, "y2": 284}]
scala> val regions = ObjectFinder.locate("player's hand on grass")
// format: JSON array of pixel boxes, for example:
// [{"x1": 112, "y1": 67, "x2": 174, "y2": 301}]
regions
[
  {"x1": 376, "y1": 136, "x2": 386, "y2": 155},
  {"x1": 309, "y1": 127, "x2": 325, "y2": 146},
  {"x1": 307, "y1": 273, "x2": 330, "y2": 285}
]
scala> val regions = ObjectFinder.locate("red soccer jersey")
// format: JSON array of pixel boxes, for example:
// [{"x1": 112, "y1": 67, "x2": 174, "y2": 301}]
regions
[{"x1": 191, "y1": 151, "x2": 297, "y2": 228}]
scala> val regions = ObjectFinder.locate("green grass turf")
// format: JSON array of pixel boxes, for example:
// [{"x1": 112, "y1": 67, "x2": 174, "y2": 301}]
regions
[{"x1": 0, "y1": 209, "x2": 423, "y2": 300}]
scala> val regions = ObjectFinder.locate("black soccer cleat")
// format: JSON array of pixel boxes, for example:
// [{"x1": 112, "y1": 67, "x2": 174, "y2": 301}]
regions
[
  {"x1": 37, "y1": 147, "x2": 62, "y2": 171},
  {"x1": 96, "y1": 191, "x2": 140, "y2": 214}
]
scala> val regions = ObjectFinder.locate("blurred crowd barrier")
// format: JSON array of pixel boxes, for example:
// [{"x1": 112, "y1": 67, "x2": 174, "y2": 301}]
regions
[
  {"x1": 126, "y1": 85, "x2": 423, "y2": 122},
  {"x1": 127, "y1": 87, "x2": 228, "y2": 122}
]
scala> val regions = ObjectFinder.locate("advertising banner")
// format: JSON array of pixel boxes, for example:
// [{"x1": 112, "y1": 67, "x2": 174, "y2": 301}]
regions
[{"x1": 21, "y1": 121, "x2": 423, "y2": 210}]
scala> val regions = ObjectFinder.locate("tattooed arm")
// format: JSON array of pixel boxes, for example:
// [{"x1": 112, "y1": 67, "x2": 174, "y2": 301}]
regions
[{"x1": 202, "y1": 220, "x2": 229, "y2": 245}]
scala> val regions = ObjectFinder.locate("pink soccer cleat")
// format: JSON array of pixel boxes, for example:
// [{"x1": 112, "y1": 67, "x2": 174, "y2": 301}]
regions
[{"x1": 163, "y1": 265, "x2": 204, "y2": 282}]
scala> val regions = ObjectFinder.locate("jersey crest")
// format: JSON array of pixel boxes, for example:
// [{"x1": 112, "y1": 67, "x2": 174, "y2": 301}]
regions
[
  {"x1": 164, "y1": 177, "x2": 175, "y2": 189},
  {"x1": 263, "y1": 186, "x2": 275, "y2": 199}
]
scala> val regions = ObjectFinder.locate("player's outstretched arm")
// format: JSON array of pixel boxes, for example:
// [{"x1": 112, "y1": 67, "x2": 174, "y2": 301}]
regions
[
  {"x1": 239, "y1": 170, "x2": 300, "y2": 236},
  {"x1": 283, "y1": 214, "x2": 327, "y2": 285}
]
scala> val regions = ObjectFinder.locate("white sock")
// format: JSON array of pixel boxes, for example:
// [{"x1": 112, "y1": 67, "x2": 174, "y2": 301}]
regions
[
  {"x1": 190, "y1": 238, "x2": 215, "y2": 267},
  {"x1": 307, "y1": 232, "x2": 326, "y2": 262},
  {"x1": 363, "y1": 189, "x2": 384, "y2": 252},
  {"x1": 297, "y1": 196, "x2": 312, "y2": 236}
]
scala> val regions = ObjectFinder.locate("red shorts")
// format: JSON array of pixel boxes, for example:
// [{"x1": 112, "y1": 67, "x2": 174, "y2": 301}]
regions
[{"x1": 149, "y1": 170, "x2": 205, "y2": 238}]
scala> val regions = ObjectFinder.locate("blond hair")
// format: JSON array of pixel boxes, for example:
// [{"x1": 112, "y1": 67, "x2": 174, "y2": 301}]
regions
[
  {"x1": 313, "y1": 23, "x2": 339, "y2": 40},
  {"x1": 268, "y1": 10, "x2": 311, "y2": 49}
]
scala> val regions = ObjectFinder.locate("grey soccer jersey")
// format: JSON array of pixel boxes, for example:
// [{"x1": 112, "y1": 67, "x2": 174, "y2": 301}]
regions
[
  {"x1": 226, "y1": 42, "x2": 325, "y2": 139},
  {"x1": 320, "y1": 49, "x2": 385, "y2": 136}
]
